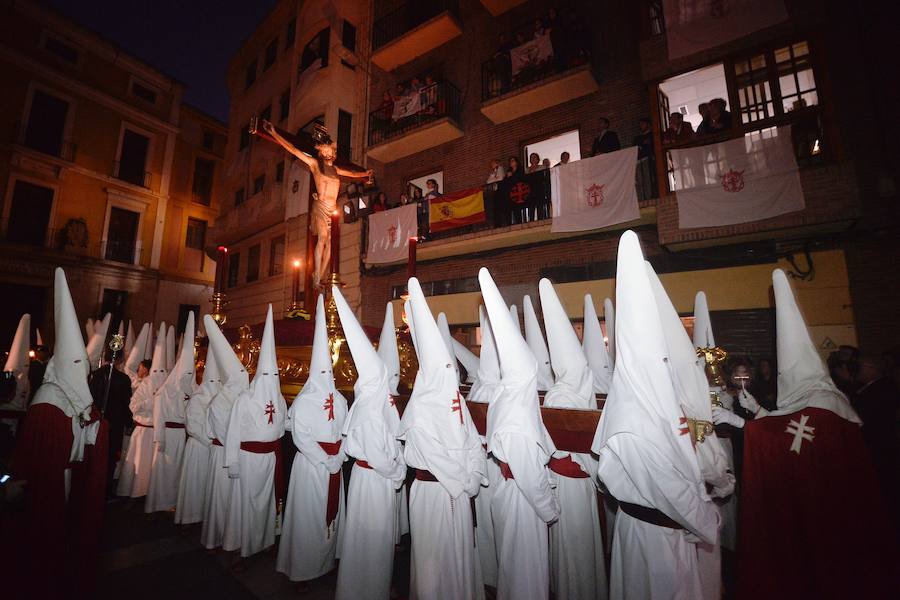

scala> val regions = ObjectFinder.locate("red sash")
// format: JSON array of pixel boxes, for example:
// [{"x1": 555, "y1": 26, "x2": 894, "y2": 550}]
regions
[
  {"x1": 498, "y1": 460, "x2": 514, "y2": 480},
  {"x1": 415, "y1": 469, "x2": 438, "y2": 482},
  {"x1": 165, "y1": 421, "x2": 185, "y2": 429},
  {"x1": 319, "y1": 440, "x2": 342, "y2": 528},
  {"x1": 133, "y1": 420, "x2": 151, "y2": 427},
  {"x1": 211, "y1": 438, "x2": 223, "y2": 446},
  {"x1": 240, "y1": 440, "x2": 285, "y2": 504},
  {"x1": 356, "y1": 459, "x2": 372, "y2": 469},
  {"x1": 548, "y1": 454, "x2": 590, "y2": 478}
]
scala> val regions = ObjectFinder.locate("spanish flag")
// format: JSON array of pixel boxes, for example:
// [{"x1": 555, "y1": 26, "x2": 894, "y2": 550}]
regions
[{"x1": 429, "y1": 187, "x2": 486, "y2": 233}]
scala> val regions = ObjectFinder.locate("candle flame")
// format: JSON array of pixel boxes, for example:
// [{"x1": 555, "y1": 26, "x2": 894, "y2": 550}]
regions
[{"x1": 292, "y1": 259, "x2": 301, "y2": 268}]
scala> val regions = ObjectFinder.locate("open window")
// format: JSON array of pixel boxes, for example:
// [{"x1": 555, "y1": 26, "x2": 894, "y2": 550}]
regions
[
  {"x1": 408, "y1": 170, "x2": 443, "y2": 200},
  {"x1": 523, "y1": 129, "x2": 581, "y2": 169}
]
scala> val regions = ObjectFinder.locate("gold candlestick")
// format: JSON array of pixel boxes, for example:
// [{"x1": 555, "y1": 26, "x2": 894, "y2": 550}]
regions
[
  {"x1": 210, "y1": 291, "x2": 228, "y2": 326},
  {"x1": 697, "y1": 345, "x2": 728, "y2": 407}
]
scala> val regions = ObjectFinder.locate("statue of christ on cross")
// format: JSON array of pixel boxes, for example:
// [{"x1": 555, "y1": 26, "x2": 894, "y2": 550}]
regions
[{"x1": 261, "y1": 119, "x2": 372, "y2": 288}]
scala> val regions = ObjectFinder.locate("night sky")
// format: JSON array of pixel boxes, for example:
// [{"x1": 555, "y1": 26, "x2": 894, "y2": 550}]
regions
[{"x1": 44, "y1": 0, "x2": 280, "y2": 122}]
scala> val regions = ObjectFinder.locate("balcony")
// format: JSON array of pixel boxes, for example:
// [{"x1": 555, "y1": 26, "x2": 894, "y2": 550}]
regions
[
  {"x1": 480, "y1": 49, "x2": 599, "y2": 125},
  {"x1": 366, "y1": 81, "x2": 463, "y2": 163},
  {"x1": 112, "y1": 161, "x2": 151, "y2": 189},
  {"x1": 371, "y1": 0, "x2": 462, "y2": 72},
  {"x1": 477, "y1": 0, "x2": 527, "y2": 16}
]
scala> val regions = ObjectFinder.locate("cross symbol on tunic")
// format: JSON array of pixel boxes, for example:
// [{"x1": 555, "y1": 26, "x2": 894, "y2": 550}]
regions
[
  {"x1": 451, "y1": 391, "x2": 464, "y2": 425},
  {"x1": 323, "y1": 393, "x2": 335, "y2": 421},
  {"x1": 265, "y1": 400, "x2": 275, "y2": 425},
  {"x1": 389, "y1": 395, "x2": 397, "y2": 407},
  {"x1": 509, "y1": 182, "x2": 530, "y2": 205},
  {"x1": 785, "y1": 414, "x2": 815, "y2": 454}
]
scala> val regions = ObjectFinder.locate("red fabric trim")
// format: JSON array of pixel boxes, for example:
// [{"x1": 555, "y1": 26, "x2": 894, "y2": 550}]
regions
[
  {"x1": 165, "y1": 421, "x2": 186, "y2": 429},
  {"x1": 356, "y1": 459, "x2": 372, "y2": 469},
  {"x1": 415, "y1": 469, "x2": 439, "y2": 482},
  {"x1": 133, "y1": 420, "x2": 151, "y2": 427},
  {"x1": 548, "y1": 455, "x2": 590, "y2": 478},
  {"x1": 498, "y1": 460, "x2": 514, "y2": 480},
  {"x1": 240, "y1": 440, "x2": 284, "y2": 504},
  {"x1": 318, "y1": 440, "x2": 342, "y2": 527},
  {"x1": 211, "y1": 438, "x2": 223, "y2": 446}
]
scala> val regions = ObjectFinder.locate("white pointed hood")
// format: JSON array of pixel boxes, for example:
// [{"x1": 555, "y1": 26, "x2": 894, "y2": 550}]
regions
[
  {"x1": 523, "y1": 295, "x2": 554, "y2": 391},
  {"x1": 124, "y1": 320, "x2": 135, "y2": 357},
  {"x1": 184, "y1": 331, "x2": 220, "y2": 440},
  {"x1": 292, "y1": 295, "x2": 347, "y2": 442},
  {"x1": 437, "y1": 312, "x2": 461, "y2": 383},
  {"x1": 84, "y1": 318, "x2": 94, "y2": 345},
  {"x1": 144, "y1": 325, "x2": 154, "y2": 360},
  {"x1": 86, "y1": 313, "x2": 111, "y2": 370},
  {"x1": 248, "y1": 305, "x2": 285, "y2": 409},
  {"x1": 604, "y1": 298, "x2": 616, "y2": 366},
  {"x1": 203, "y1": 315, "x2": 249, "y2": 445},
  {"x1": 692, "y1": 291, "x2": 715, "y2": 349},
  {"x1": 540, "y1": 279, "x2": 595, "y2": 410},
  {"x1": 399, "y1": 277, "x2": 476, "y2": 452},
  {"x1": 592, "y1": 232, "x2": 705, "y2": 511},
  {"x1": 647, "y1": 264, "x2": 734, "y2": 495},
  {"x1": 161, "y1": 313, "x2": 196, "y2": 399},
  {"x1": 452, "y1": 339, "x2": 479, "y2": 384},
  {"x1": 2, "y1": 313, "x2": 31, "y2": 410},
  {"x1": 376, "y1": 303, "x2": 401, "y2": 395},
  {"x1": 770, "y1": 269, "x2": 859, "y2": 423},
  {"x1": 467, "y1": 305, "x2": 502, "y2": 405},
  {"x1": 165, "y1": 325, "x2": 176, "y2": 372},
  {"x1": 479, "y1": 268, "x2": 555, "y2": 457},
  {"x1": 144, "y1": 322, "x2": 169, "y2": 393},
  {"x1": 508, "y1": 304, "x2": 519, "y2": 333},
  {"x1": 334, "y1": 286, "x2": 400, "y2": 438},
  {"x1": 117, "y1": 320, "x2": 124, "y2": 338},
  {"x1": 36, "y1": 328, "x2": 44, "y2": 346},
  {"x1": 583, "y1": 294, "x2": 613, "y2": 394},
  {"x1": 125, "y1": 323, "x2": 150, "y2": 374}
]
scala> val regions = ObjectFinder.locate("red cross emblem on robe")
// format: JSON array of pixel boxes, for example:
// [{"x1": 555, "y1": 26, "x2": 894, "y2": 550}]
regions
[
  {"x1": 389, "y1": 394, "x2": 397, "y2": 407},
  {"x1": 509, "y1": 182, "x2": 531, "y2": 205},
  {"x1": 323, "y1": 393, "x2": 335, "y2": 421},
  {"x1": 265, "y1": 400, "x2": 275, "y2": 424},
  {"x1": 451, "y1": 391, "x2": 464, "y2": 425}
]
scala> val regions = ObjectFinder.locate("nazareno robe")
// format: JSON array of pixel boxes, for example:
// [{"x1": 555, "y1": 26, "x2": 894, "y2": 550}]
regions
[
  {"x1": 736, "y1": 407, "x2": 898, "y2": 599},
  {"x1": 2, "y1": 401, "x2": 108, "y2": 599}
]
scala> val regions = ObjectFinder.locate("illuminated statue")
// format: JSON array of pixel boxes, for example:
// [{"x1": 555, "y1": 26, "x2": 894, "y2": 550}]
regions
[{"x1": 262, "y1": 120, "x2": 372, "y2": 288}]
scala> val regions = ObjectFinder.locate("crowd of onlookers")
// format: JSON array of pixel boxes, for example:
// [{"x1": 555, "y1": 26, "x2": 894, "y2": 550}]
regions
[
  {"x1": 371, "y1": 72, "x2": 445, "y2": 144},
  {"x1": 662, "y1": 98, "x2": 733, "y2": 145}
]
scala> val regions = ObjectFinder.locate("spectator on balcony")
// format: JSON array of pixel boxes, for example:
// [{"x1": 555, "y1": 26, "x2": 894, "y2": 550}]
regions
[
  {"x1": 422, "y1": 75, "x2": 440, "y2": 116},
  {"x1": 634, "y1": 118, "x2": 657, "y2": 198},
  {"x1": 591, "y1": 118, "x2": 621, "y2": 156},
  {"x1": 486, "y1": 159, "x2": 506, "y2": 185},
  {"x1": 527, "y1": 152, "x2": 544, "y2": 173},
  {"x1": 506, "y1": 156, "x2": 521, "y2": 179},
  {"x1": 372, "y1": 192, "x2": 387, "y2": 213},
  {"x1": 491, "y1": 33, "x2": 513, "y2": 96},
  {"x1": 663, "y1": 112, "x2": 694, "y2": 144},
  {"x1": 534, "y1": 17, "x2": 548, "y2": 39},
  {"x1": 707, "y1": 98, "x2": 733, "y2": 133},
  {"x1": 696, "y1": 102, "x2": 712, "y2": 136},
  {"x1": 554, "y1": 152, "x2": 571, "y2": 167},
  {"x1": 398, "y1": 192, "x2": 411, "y2": 206},
  {"x1": 541, "y1": 158, "x2": 551, "y2": 170},
  {"x1": 424, "y1": 179, "x2": 441, "y2": 201}
]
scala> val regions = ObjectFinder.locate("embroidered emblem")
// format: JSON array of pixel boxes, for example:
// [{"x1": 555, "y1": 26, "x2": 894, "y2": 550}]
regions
[
  {"x1": 720, "y1": 168, "x2": 745, "y2": 193},
  {"x1": 265, "y1": 400, "x2": 275, "y2": 424},
  {"x1": 323, "y1": 393, "x2": 335, "y2": 421},
  {"x1": 451, "y1": 391, "x2": 464, "y2": 425},
  {"x1": 509, "y1": 182, "x2": 531, "y2": 205},
  {"x1": 387, "y1": 224, "x2": 398, "y2": 245},
  {"x1": 785, "y1": 414, "x2": 815, "y2": 454},
  {"x1": 585, "y1": 183, "x2": 605, "y2": 207}
]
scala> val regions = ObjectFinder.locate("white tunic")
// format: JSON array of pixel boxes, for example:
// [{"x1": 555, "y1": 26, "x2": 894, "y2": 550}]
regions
[
  {"x1": 116, "y1": 381, "x2": 155, "y2": 497},
  {"x1": 145, "y1": 384, "x2": 187, "y2": 513},
  {"x1": 201, "y1": 389, "x2": 238, "y2": 549},
  {"x1": 174, "y1": 436, "x2": 209, "y2": 524},
  {"x1": 473, "y1": 436, "x2": 500, "y2": 588}
]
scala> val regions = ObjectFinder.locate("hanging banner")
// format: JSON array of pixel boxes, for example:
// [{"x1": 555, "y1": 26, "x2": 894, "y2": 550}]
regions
[
  {"x1": 428, "y1": 187, "x2": 486, "y2": 233},
  {"x1": 366, "y1": 204, "x2": 418, "y2": 264}
]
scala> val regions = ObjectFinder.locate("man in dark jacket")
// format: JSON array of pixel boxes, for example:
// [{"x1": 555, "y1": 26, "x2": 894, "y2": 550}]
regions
[
  {"x1": 89, "y1": 349, "x2": 133, "y2": 497},
  {"x1": 590, "y1": 117, "x2": 621, "y2": 155}
]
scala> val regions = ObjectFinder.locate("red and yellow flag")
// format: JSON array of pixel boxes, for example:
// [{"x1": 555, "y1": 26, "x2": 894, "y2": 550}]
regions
[{"x1": 428, "y1": 187, "x2": 485, "y2": 233}]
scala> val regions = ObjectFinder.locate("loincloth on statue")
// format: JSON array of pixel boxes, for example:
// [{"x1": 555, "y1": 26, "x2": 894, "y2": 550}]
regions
[{"x1": 309, "y1": 193, "x2": 336, "y2": 237}]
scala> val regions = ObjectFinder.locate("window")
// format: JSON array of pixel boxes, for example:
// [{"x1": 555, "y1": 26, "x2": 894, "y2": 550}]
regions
[
  {"x1": 117, "y1": 129, "x2": 151, "y2": 187},
  {"x1": 337, "y1": 110, "x2": 352, "y2": 162},
  {"x1": 253, "y1": 174, "x2": 265, "y2": 195},
  {"x1": 239, "y1": 125, "x2": 250, "y2": 150},
  {"x1": 234, "y1": 187, "x2": 245, "y2": 207},
  {"x1": 342, "y1": 20, "x2": 357, "y2": 53},
  {"x1": 131, "y1": 81, "x2": 158, "y2": 104},
  {"x1": 734, "y1": 54, "x2": 773, "y2": 124},
  {"x1": 192, "y1": 157, "x2": 214, "y2": 205},
  {"x1": 24, "y1": 90, "x2": 69, "y2": 157},
  {"x1": 105, "y1": 206, "x2": 140, "y2": 263},
  {"x1": 523, "y1": 129, "x2": 581, "y2": 168},
  {"x1": 245, "y1": 59, "x2": 257, "y2": 89},
  {"x1": 264, "y1": 39, "x2": 278, "y2": 70},
  {"x1": 275, "y1": 160, "x2": 285, "y2": 183},
  {"x1": 202, "y1": 131, "x2": 215, "y2": 150},
  {"x1": 658, "y1": 63, "x2": 727, "y2": 132},
  {"x1": 775, "y1": 42, "x2": 817, "y2": 113},
  {"x1": 285, "y1": 20, "x2": 296, "y2": 50},
  {"x1": 185, "y1": 218, "x2": 207, "y2": 249},
  {"x1": 227, "y1": 252, "x2": 240, "y2": 287},
  {"x1": 184, "y1": 218, "x2": 207, "y2": 272},
  {"x1": 43, "y1": 36, "x2": 79, "y2": 64},
  {"x1": 260, "y1": 104, "x2": 272, "y2": 123},
  {"x1": 246, "y1": 244, "x2": 261, "y2": 282},
  {"x1": 279, "y1": 89, "x2": 290, "y2": 121},
  {"x1": 6, "y1": 180, "x2": 53, "y2": 245},
  {"x1": 300, "y1": 28, "x2": 329, "y2": 72},
  {"x1": 100, "y1": 289, "x2": 128, "y2": 334},
  {"x1": 268, "y1": 235, "x2": 285, "y2": 276}
]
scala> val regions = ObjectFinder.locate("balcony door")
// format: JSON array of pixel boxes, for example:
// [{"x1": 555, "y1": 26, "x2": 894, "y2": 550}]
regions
[
  {"x1": 6, "y1": 180, "x2": 53, "y2": 245},
  {"x1": 105, "y1": 206, "x2": 140, "y2": 263},
  {"x1": 24, "y1": 90, "x2": 69, "y2": 157},
  {"x1": 118, "y1": 129, "x2": 150, "y2": 187}
]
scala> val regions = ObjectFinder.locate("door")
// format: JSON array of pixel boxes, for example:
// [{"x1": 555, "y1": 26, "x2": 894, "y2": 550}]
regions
[
  {"x1": 6, "y1": 180, "x2": 53, "y2": 245},
  {"x1": 118, "y1": 130, "x2": 150, "y2": 187},
  {"x1": 24, "y1": 90, "x2": 69, "y2": 157},
  {"x1": 105, "y1": 207, "x2": 140, "y2": 263}
]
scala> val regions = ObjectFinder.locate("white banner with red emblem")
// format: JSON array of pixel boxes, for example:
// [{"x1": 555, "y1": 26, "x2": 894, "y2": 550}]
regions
[
  {"x1": 550, "y1": 146, "x2": 640, "y2": 233},
  {"x1": 670, "y1": 126, "x2": 804, "y2": 228},
  {"x1": 663, "y1": 0, "x2": 788, "y2": 60},
  {"x1": 366, "y1": 204, "x2": 418, "y2": 264}
]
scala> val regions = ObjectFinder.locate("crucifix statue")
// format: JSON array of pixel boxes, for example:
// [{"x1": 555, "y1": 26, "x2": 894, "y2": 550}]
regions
[{"x1": 261, "y1": 119, "x2": 372, "y2": 288}]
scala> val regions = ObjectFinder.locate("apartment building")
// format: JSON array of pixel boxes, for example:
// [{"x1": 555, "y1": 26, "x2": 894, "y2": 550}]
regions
[{"x1": 0, "y1": 0, "x2": 225, "y2": 343}]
